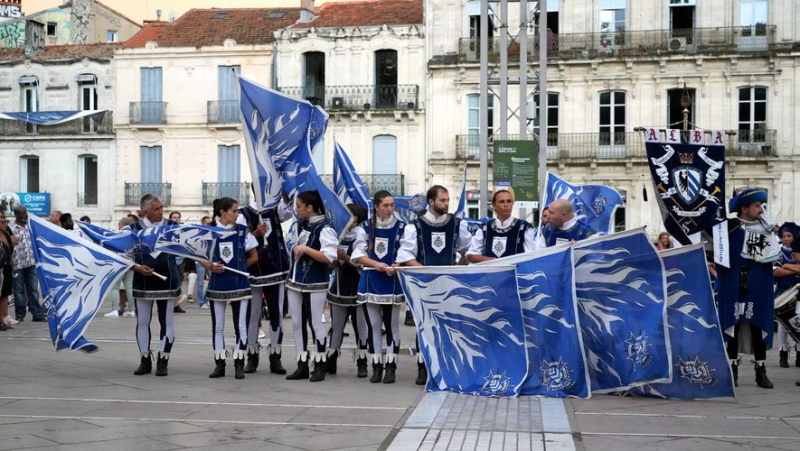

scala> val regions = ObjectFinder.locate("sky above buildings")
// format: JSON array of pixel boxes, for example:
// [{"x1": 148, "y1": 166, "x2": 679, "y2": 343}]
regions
[{"x1": 23, "y1": 0, "x2": 345, "y2": 24}]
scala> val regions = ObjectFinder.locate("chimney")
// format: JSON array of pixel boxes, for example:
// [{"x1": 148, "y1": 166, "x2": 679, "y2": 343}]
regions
[
  {"x1": 156, "y1": 9, "x2": 162, "y2": 21},
  {"x1": 301, "y1": 0, "x2": 315, "y2": 14}
]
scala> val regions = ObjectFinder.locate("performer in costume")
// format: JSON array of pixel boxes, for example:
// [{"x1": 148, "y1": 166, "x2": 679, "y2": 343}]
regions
[
  {"x1": 540, "y1": 199, "x2": 595, "y2": 247},
  {"x1": 716, "y1": 188, "x2": 777, "y2": 389},
  {"x1": 238, "y1": 195, "x2": 293, "y2": 375},
  {"x1": 326, "y1": 204, "x2": 369, "y2": 378},
  {"x1": 352, "y1": 191, "x2": 408, "y2": 383},
  {"x1": 127, "y1": 194, "x2": 181, "y2": 377},
  {"x1": 203, "y1": 198, "x2": 258, "y2": 380},
  {"x1": 774, "y1": 222, "x2": 800, "y2": 368},
  {"x1": 396, "y1": 185, "x2": 472, "y2": 385},
  {"x1": 467, "y1": 190, "x2": 536, "y2": 263},
  {"x1": 285, "y1": 190, "x2": 338, "y2": 382}
]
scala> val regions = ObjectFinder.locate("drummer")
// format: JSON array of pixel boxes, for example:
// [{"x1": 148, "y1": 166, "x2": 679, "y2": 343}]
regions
[{"x1": 775, "y1": 222, "x2": 800, "y2": 368}]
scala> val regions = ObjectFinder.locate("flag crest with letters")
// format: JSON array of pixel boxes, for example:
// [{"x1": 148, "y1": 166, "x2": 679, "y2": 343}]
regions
[{"x1": 644, "y1": 128, "x2": 726, "y2": 239}]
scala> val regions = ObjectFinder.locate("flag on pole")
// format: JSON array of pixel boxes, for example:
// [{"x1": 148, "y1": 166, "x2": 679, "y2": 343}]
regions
[
  {"x1": 77, "y1": 221, "x2": 175, "y2": 257},
  {"x1": 629, "y1": 245, "x2": 735, "y2": 399},
  {"x1": 398, "y1": 266, "x2": 528, "y2": 397},
  {"x1": 455, "y1": 166, "x2": 467, "y2": 219},
  {"x1": 154, "y1": 225, "x2": 237, "y2": 263},
  {"x1": 541, "y1": 172, "x2": 624, "y2": 235},
  {"x1": 333, "y1": 140, "x2": 371, "y2": 212},
  {"x1": 483, "y1": 245, "x2": 590, "y2": 398},
  {"x1": 29, "y1": 216, "x2": 133, "y2": 353},
  {"x1": 573, "y1": 228, "x2": 671, "y2": 392}
]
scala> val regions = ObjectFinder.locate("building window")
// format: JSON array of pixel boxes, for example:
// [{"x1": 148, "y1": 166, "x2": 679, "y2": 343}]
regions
[
  {"x1": 20, "y1": 76, "x2": 38, "y2": 134},
  {"x1": 140, "y1": 67, "x2": 163, "y2": 124},
  {"x1": 20, "y1": 156, "x2": 40, "y2": 192},
  {"x1": 77, "y1": 74, "x2": 98, "y2": 132},
  {"x1": 666, "y1": 87, "x2": 695, "y2": 130},
  {"x1": 372, "y1": 135, "x2": 397, "y2": 175},
  {"x1": 46, "y1": 22, "x2": 57, "y2": 37},
  {"x1": 533, "y1": 92, "x2": 559, "y2": 145},
  {"x1": 217, "y1": 65, "x2": 241, "y2": 122},
  {"x1": 374, "y1": 49, "x2": 398, "y2": 109},
  {"x1": 106, "y1": 30, "x2": 118, "y2": 42},
  {"x1": 218, "y1": 145, "x2": 241, "y2": 183},
  {"x1": 141, "y1": 146, "x2": 163, "y2": 184},
  {"x1": 78, "y1": 154, "x2": 98, "y2": 206},
  {"x1": 599, "y1": 90, "x2": 626, "y2": 146},
  {"x1": 600, "y1": 0, "x2": 626, "y2": 47},
  {"x1": 467, "y1": 93, "x2": 494, "y2": 137},
  {"x1": 738, "y1": 86, "x2": 767, "y2": 143},
  {"x1": 302, "y1": 52, "x2": 325, "y2": 107}
]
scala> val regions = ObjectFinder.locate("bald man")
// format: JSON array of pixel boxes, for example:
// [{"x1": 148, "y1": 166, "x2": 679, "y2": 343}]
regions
[{"x1": 540, "y1": 199, "x2": 595, "y2": 247}]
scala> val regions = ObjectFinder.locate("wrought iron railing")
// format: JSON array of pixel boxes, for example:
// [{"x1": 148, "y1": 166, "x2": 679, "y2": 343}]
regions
[
  {"x1": 207, "y1": 100, "x2": 239, "y2": 124},
  {"x1": 125, "y1": 183, "x2": 172, "y2": 206},
  {"x1": 730, "y1": 129, "x2": 777, "y2": 157},
  {"x1": 279, "y1": 85, "x2": 419, "y2": 111},
  {"x1": 0, "y1": 112, "x2": 114, "y2": 136},
  {"x1": 318, "y1": 174, "x2": 405, "y2": 196},
  {"x1": 77, "y1": 192, "x2": 98, "y2": 207},
  {"x1": 457, "y1": 26, "x2": 777, "y2": 63},
  {"x1": 129, "y1": 101, "x2": 167, "y2": 125},
  {"x1": 202, "y1": 182, "x2": 251, "y2": 205}
]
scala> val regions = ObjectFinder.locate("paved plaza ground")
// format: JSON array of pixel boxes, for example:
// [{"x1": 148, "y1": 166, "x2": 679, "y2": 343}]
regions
[{"x1": 3, "y1": 297, "x2": 800, "y2": 450}]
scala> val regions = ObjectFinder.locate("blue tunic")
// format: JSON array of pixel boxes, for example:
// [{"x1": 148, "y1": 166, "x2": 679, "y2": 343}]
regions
[
  {"x1": 129, "y1": 220, "x2": 181, "y2": 300},
  {"x1": 414, "y1": 214, "x2": 461, "y2": 266},
  {"x1": 716, "y1": 218, "x2": 774, "y2": 345},
  {"x1": 480, "y1": 218, "x2": 531, "y2": 258},
  {"x1": 239, "y1": 206, "x2": 290, "y2": 286},
  {"x1": 287, "y1": 218, "x2": 332, "y2": 292},
  {"x1": 357, "y1": 217, "x2": 406, "y2": 304},
  {"x1": 775, "y1": 246, "x2": 798, "y2": 296},
  {"x1": 328, "y1": 234, "x2": 361, "y2": 306},
  {"x1": 543, "y1": 219, "x2": 594, "y2": 247},
  {"x1": 206, "y1": 223, "x2": 251, "y2": 302}
]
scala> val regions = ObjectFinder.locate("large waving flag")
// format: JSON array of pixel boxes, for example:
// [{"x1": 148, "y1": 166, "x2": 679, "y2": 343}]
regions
[
  {"x1": 394, "y1": 193, "x2": 427, "y2": 222},
  {"x1": 333, "y1": 140, "x2": 371, "y2": 211},
  {"x1": 398, "y1": 266, "x2": 528, "y2": 397},
  {"x1": 574, "y1": 228, "x2": 671, "y2": 392},
  {"x1": 483, "y1": 245, "x2": 590, "y2": 398},
  {"x1": 238, "y1": 75, "x2": 351, "y2": 237},
  {"x1": 77, "y1": 221, "x2": 176, "y2": 258},
  {"x1": 629, "y1": 245, "x2": 735, "y2": 399},
  {"x1": 29, "y1": 216, "x2": 132, "y2": 353},
  {"x1": 154, "y1": 225, "x2": 237, "y2": 263},
  {"x1": 542, "y1": 172, "x2": 624, "y2": 235}
]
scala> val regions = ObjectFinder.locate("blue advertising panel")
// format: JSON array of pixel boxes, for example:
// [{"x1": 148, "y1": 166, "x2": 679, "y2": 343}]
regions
[{"x1": 0, "y1": 193, "x2": 50, "y2": 216}]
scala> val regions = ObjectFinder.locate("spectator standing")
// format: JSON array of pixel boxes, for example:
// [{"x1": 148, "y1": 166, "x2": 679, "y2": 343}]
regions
[
  {"x1": 10, "y1": 206, "x2": 44, "y2": 322},
  {"x1": 0, "y1": 211, "x2": 17, "y2": 330}
]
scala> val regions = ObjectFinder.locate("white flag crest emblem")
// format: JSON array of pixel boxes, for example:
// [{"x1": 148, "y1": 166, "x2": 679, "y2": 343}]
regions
[
  {"x1": 375, "y1": 237, "x2": 389, "y2": 259},
  {"x1": 672, "y1": 167, "x2": 702, "y2": 204},
  {"x1": 431, "y1": 232, "x2": 446, "y2": 254},
  {"x1": 491, "y1": 236, "x2": 507, "y2": 257},
  {"x1": 219, "y1": 242, "x2": 234, "y2": 264}
]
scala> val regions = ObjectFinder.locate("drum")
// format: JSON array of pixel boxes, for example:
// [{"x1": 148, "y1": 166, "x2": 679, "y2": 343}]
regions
[{"x1": 775, "y1": 284, "x2": 800, "y2": 342}]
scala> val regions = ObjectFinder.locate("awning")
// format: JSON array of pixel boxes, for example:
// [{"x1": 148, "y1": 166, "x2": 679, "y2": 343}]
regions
[{"x1": 0, "y1": 110, "x2": 107, "y2": 125}]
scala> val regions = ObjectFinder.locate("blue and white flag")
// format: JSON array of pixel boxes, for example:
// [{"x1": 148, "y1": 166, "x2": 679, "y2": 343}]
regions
[
  {"x1": 394, "y1": 193, "x2": 427, "y2": 222},
  {"x1": 154, "y1": 225, "x2": 237, "y2": 263},
  {"x1": 398, "y1": 266, "x2": 528, "y2": 397},
  {"x1": 574, "y1": 228, "x2": 671, "y2": 392},
  {"x1": 455, "y1": 166, "x2": 467, "y2": 219},
  {"x1": 29, "y1": 216, "x2": 132, "y2": 353},
  {"x1": 629, "y1": 245, "x2": 735, "y2": 399},
  {"x1": 0, "y1": 110, "x2": 107, "y2": 125},
  {"x1": 77, "y1": 221, "x2": 176, "y2": 257},
  {"x1": 333, "y1": 140, "x2": 371, "y2": 212},
  {"x1": 484, "y1": 245, "x2": 590, "y2": 398},
  {"x1": 542, "y1": 172, "x2": 624, "y2": 235}
]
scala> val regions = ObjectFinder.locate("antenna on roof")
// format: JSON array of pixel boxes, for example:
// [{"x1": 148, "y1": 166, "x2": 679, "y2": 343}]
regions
[{"x1": 168, "y1": 11, "x2": 178, "y2": 22}]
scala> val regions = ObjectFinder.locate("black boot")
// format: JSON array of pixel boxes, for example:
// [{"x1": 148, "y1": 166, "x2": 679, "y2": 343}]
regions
[
  {"x1": 286, "y1": 356, "x2": 309, "y2": 380},
  {"x1": 269, "y1": 352, "x2": 287, "y2": 375},
  {"x1": 244, "y1": 352, "x2": 259, "y2": 374},
  {"x1": 209, "y1": 358, "x2": 226, "y2": 378},
  {"x1": 384, "y1": 361, "x2": 397, "y2": 384},
  {"x1": 415, "y1": 361, "x2": 428, "y2": 386},
  {"x1": 731, "y1": 361, "x2": 738, "y2": 387},
  {"x1": 780, "y1": 350, "x2": 789, "y2": 368},
  {"x1": 356, "y1": 356, "x2": 368, "y2": 378},
  {"x1": 134, "y1": 353, "x2": 152, "y2": 375},
  {"x1": 310, "y1": 359, "x2": 327, "y2": 382},
  {"x1": 155, "y1": 353, "x2": 168, "y2": 377},
  {"x1": 370, "y1": 362, "x2": 384, "y2": 383},
  {"x1": 755, "y1": 362, "x2": 774, "y2": 389},
  {"x1": 795, "y1": 351, "x2": 800, "y2": 368},
  {"x1": 404, "y1": 310, "x2": 415, "y2": 326},
  {"x1": 327, "y1": 350, "x2": 338, "y2": 375},
  {"x1": 234, "y1": 358, "x2": 245, "y2": 380}
]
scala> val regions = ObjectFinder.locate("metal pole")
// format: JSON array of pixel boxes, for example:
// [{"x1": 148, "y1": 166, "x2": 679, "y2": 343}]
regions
[
  {"x1": 479, "y1": 0, "x2": 489, "y2": 218},
  {"x1": 519, "y1": 0, "x2": 528, "y2": 220},
  {"x1": 500, "y1": 0, "x2": 508, "y2": 143},
  {"x1": 537, "y1": 0, "x2": 547, "y2": 203}
]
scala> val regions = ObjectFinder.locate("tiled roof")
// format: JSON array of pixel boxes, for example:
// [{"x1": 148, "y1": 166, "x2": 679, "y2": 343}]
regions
[
  {"x1": 122, "y1": 8, "x2": 301, "y2": 48},
  {"x1": 303, "y1": 0, "x2": 423, "y2": 29},
  {"x1": 0, "y1": 43, "x2": 120, "y2": 64}
]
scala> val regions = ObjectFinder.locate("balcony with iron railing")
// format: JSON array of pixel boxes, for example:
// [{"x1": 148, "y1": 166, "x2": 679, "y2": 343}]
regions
[
  {"x1": 129, "y1": 101, "x2": 167, "y2": 125},
  {"x1": 202, "y1": 182, "x2": 252, "y2": 205},
  {"x1": 457, "y1": 26, "x2": 777, "y2": 63},
  {"x1": 318, "y1": 174, "x2": 406, "y2": 196},
  {"x1": 125, "y1": 182, "x2": 172, "y2": 206},
  {"x1": 0, "y1": 112, "x2": 114, "y2": 137},
  {"x1": 207, "y1": 100, "x2": 239, "y2": 124},
  {"x1": 455, "y1": 129, "x2": 777, "y2": 160},
  {"x1": 279, "y1": 85, "x2": 419, "y2": 111}
]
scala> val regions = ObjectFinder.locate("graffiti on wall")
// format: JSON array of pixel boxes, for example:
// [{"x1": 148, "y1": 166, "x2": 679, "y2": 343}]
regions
[
  {"x1": 72, "y1": 0, "x2": 91, "y2": 44},
  {"x1": 30, "y1": 9, "x2": 73, "y2": 43},
  {"x1": 25, "y1": 20, "x2": 46, "y2": 52},
  {"x1": 94, "y1": 4, "x2": 121, "y2": 28},
  {"x1": 0, "y1": 21, "x2": 24, "y2": 48}
]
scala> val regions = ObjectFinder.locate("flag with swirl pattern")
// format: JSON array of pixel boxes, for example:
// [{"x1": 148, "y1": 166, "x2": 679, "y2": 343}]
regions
[
  {"x1": 333, "y1": 140, "x2": 371, "y2": 212},
  {"x1": 29, "y1": 216, "x2": 133, "y2": 353},
  {"x1": 77, "y1": 221, "x2": 176, "y2": 258},
  {"x1": 574, "y1": 228, "x2": 671, "y2": 392},
  {"x1": 398, "y1": 266, "x2": 528, "y2": 397},
  {"x1": 154, "y1": 225, "x2": 237, "y2": 263},
  {"x1": 393, "y1": 194, "x2": 427, "y2": 222},
  {"x1": 541, "y1": 172, "x2": 624, "y2": 235},
  {"x1": 483, "y1": 245, "x2": 591, "y2": 398},
  {"x1": 628, "y1": 245, "x2": 735, "y2": 399}
]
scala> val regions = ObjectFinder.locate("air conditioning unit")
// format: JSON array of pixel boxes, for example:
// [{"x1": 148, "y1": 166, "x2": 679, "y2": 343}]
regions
[
  {"x1": 668, "y1": 37, "x2": 687, "y2": 52},
  {"x1": 332, "y1": 97, "x2": 344, "y2": 109}
]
